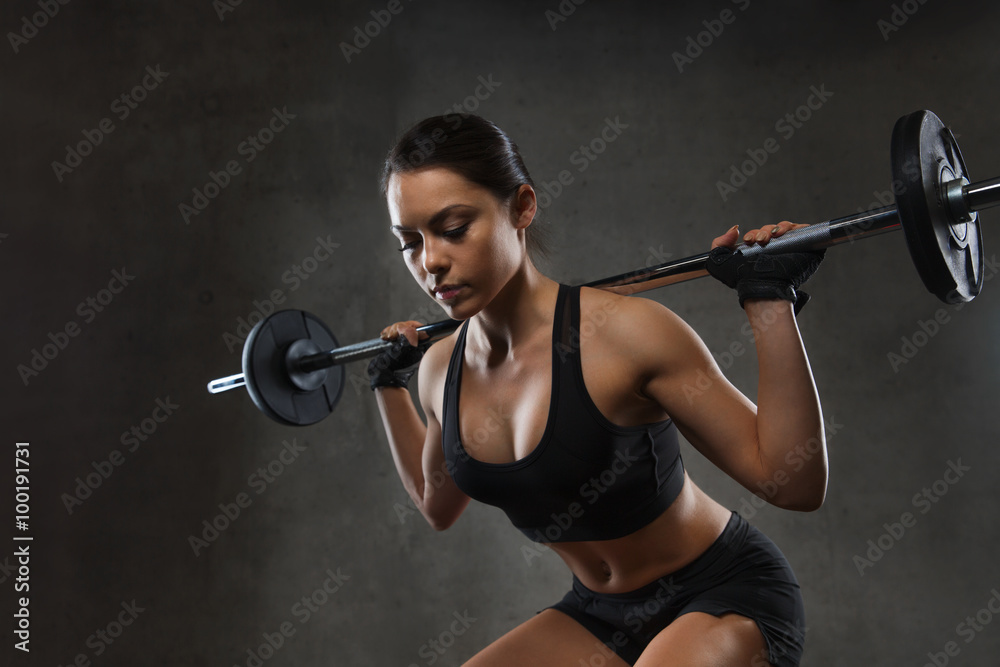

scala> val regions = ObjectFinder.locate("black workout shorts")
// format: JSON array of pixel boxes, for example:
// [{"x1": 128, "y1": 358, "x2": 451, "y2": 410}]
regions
[{"x1": 545, "y1": 511, "x2": 806, "y2": 666}]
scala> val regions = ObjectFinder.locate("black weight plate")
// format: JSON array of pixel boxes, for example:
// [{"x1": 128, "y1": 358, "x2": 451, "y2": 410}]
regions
[
  {"x1": 891, "y1": 110, "x2": 983, "y2": 304},
  {"x1": 242, "y1": 310, "x2": 344, "y2": 426}
]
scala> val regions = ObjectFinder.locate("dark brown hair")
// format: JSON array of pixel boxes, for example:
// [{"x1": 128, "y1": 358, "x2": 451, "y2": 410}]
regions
[{"x1": 380, "y1": 113, "x2": 550, "y2": 260}]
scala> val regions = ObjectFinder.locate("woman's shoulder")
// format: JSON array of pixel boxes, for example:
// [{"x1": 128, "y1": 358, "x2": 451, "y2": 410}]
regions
[
  {"x1": 577, "y1": 285, "x2": 703, "y2": 368},
  {"x1": 421, "y1": 326, "x2": 461, "y2": 373},
  {"x1": 577, "y1": 285, "x2": 688, "y2": 332}
]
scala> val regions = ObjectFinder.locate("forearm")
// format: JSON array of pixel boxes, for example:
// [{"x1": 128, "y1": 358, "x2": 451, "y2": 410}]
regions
[
  {"x1": 744, "y1": 298, "x2": 828, "y2": 509},
  {"x1": 373, "y1": 386, "x2": 429, "y2": 505}
]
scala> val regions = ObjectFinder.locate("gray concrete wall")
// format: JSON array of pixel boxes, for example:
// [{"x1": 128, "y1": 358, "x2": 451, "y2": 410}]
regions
[{"x1": 3, "y1": 0, "x2": 999, "y2": 665}]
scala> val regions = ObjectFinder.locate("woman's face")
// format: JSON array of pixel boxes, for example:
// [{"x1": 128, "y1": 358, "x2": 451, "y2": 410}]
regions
[{"x1": 386, "y1": 167, "x2": 535, "y2": 320}]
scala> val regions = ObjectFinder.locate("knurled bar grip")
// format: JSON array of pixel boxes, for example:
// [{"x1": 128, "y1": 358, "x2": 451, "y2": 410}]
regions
[
  {"x1": 305, "y1": 337, "x2": 397, "y2": 366},
  {"x1": 295, "y1": 319, "x2": 461, "y2": 373},
  {"x1": 739, "y1": 220, "x2": 835, "y2": 257}
]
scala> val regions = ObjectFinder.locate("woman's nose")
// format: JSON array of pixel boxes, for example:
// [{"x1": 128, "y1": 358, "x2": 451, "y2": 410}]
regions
[{"x1": 421, "y1": 236, "x2": 450, "y2": 275}]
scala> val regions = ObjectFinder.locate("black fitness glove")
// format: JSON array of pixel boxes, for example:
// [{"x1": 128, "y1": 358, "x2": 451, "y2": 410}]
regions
[
  {"x1": 367, "y1": 336, "x2": 432, "y2": 391},
  {"x1": 705, "y1": 246, "x2": 825, "y2": 315}
]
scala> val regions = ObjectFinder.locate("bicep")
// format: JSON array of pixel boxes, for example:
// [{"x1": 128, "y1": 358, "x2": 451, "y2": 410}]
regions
[{"x1": 632, "y1": 301, "x2": 769, "y2": 493}]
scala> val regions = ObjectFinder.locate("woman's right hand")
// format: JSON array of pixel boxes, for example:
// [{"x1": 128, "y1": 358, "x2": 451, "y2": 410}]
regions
[
  {"x1": 379, "y1": 320, "x2": 430, "y2": 347},
  {"x1": 368, "y1": 321, "x2": 432, "y2": 391}
]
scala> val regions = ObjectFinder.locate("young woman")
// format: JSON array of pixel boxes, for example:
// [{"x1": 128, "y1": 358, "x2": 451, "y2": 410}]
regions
[{"x1": 368, "y1": 113, "x2": 827, "y2": 667}]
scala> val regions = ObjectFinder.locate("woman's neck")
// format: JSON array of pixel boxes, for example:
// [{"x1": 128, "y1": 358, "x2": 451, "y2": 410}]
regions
[{"x1": 467, "y1": 261, "x2": 559, "y2": 368}]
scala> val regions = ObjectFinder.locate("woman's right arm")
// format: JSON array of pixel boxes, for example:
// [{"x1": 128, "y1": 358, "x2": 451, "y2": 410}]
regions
[{"x1": 372, "y1": 336, "x2": 470, "y2": 531}]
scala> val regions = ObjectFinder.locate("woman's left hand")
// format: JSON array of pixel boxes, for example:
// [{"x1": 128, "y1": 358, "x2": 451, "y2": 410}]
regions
[
  {"x1": 711, "y1": 221, "x2": 811, "y2": 250},
  {"x1": 706, "y1": 220, "x2": 825, "y2": 314}
]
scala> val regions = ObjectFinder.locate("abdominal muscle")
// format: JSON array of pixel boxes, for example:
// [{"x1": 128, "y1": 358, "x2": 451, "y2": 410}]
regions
[{"x1": 543, "y1": 473, "x2": 734, "y2": 594}]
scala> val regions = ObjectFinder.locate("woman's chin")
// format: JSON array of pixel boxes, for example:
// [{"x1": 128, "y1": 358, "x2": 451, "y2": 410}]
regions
[
  {"x1": 437, "y1": 291, "x2": 479, "y2": 321},
  {"x1": 439, "y1": 302, "x2": 473, "y2": 321}
]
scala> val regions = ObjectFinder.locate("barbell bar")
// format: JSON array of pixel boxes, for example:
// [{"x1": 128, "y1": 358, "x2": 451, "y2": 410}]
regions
[{"x1": 206, "y1": 110, "x2": 998, "y2": 425}]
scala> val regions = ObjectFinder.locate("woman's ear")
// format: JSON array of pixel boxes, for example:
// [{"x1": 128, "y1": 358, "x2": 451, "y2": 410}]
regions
[{"x1": 511, "y1": 183, "x2": 537, "y2": 230}]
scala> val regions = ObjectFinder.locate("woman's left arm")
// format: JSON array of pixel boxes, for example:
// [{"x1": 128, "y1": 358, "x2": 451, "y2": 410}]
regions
[
  {"x1": 623, "y1": 223, "x2": 828, "y2": 511},
  {"x1": 740, "y1": 296, "x2": 827, "y2": 510}
]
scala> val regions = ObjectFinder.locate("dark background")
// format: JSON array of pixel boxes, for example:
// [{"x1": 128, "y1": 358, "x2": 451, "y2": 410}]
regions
[{"x1": 2, "y1": 1, "x2": 999, "y2": 665}]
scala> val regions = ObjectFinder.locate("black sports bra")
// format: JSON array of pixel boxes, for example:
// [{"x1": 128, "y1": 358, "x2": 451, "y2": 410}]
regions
[{"x1": 441, "y1": 283, "x2": 685, "y2": 542}]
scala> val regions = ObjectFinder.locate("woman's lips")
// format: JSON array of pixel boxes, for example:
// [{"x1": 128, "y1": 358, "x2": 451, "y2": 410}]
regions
[{"x1": 434, "y1": 285, "x2": 465, "y2": 301}]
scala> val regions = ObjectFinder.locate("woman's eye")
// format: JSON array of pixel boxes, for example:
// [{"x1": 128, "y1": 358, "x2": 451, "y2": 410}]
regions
[
  {"x1": 397, "y1": 223, "x2": 469, "y2": 252},
  {"x1": 444, "y1": 224, "x2": 469, "y2": 239}
]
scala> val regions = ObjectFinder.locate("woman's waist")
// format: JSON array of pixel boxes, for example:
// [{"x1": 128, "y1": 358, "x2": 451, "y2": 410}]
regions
[{"x1": 545, "y1": 480, "x2": 735, "y2": 594}]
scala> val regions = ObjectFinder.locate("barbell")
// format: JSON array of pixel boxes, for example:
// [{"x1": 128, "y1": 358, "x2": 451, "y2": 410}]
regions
[{"x1": 207, "y1": 110, "x2": 999, "y2": 426}]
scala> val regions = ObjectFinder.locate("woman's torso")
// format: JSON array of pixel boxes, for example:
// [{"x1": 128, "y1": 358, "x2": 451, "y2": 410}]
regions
[{"x1": 427, "y1": 280, "x2": 732, "y2": 594}]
